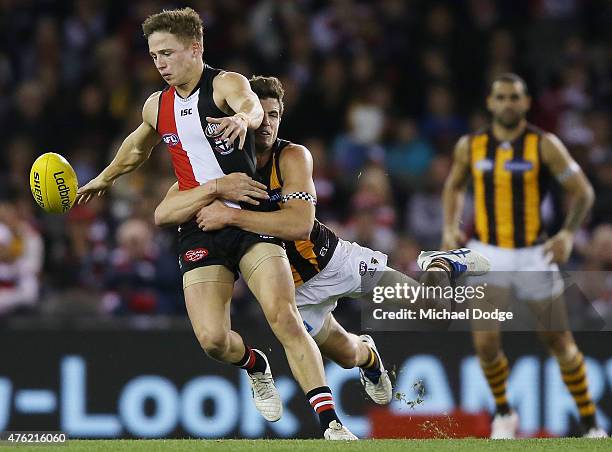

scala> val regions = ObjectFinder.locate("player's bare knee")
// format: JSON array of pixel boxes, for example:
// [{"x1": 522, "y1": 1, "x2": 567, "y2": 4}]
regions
[
  {"x1": 274, "y1": 313, "x2": 305, "y2": 339},
  {"x1": 477, "y1": 347, "x2": 500, "y2": 363},
  {"x1": 202, "y1": 340, "x2": 229, "y2": 360},
  {"x1": 539, "y1": 331, "x2": 572, "y2": 356},
  {"x1": 266, "y1": 305, "x2": 304, "y2": 339},
  {"x1": 197, "y1": 331, "x2": 230, "y2": 359},
  {"x1": 474, "y1": 335, "x2": 501, "y2": 362}
]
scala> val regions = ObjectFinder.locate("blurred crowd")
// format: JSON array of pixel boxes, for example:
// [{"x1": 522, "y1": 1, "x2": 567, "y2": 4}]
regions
[{"x1": 0, "y1": 0, "x2": 611, "y2": 320}]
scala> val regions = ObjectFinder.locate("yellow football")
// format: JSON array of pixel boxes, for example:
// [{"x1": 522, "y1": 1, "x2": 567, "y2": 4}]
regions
[{"x1": 29, "y1": 153, "x2": 78, "y2": 214}]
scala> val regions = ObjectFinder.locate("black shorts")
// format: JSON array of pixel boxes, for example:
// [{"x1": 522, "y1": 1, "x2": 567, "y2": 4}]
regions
[{"x1": 177, "y1": 220, "x2": 283, "y2": 279}]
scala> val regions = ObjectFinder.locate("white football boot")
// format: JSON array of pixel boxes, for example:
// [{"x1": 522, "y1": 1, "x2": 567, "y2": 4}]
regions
[
  {"x1": 247, "y1": 349, "x2": 283, "y2": 422},
  {"x1": 324, "y1": 420, "x2": 358, "y2": 440},
  {"x1": 417, "y1": 248, "x2": 490, "y2": 276},
  {"x1": 490, "y1": 411, "x2": 519, "y2": 439},
  {"x1": 583, "y1": 427, "x2": 608, "y2": 438},
  {"x1": 359, "y1": 334, "x2": 393, "y2": 405}
]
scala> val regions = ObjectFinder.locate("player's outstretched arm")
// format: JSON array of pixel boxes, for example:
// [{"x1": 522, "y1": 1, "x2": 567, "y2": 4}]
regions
[
  {"x1": 76, "y1": 92, "x2": 162, "y2": 205},
  {"x1": 154, "y1": 173, "x2": 269, "y2": 227},
  {"x1": 195, "y1": 145, "x2": 316, "y2": 241},
  {"x1": 441, "y1": 135, "x2": 470, "y2": 249},
  {"x1": 206, "y1": 72, "x2": 264, "y2": 149},
  {"x1": 541, "y1": 133, "x2": 595, "y2": 263}
]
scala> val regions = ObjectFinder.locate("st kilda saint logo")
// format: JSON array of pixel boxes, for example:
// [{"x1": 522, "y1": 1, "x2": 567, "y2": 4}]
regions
[{"x1": 204, "y1": 122, "x2": 234, "y2": 155}]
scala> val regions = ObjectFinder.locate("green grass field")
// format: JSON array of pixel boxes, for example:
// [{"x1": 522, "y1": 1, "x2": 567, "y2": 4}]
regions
[{"x1": 5, "y1": 439, "x2": 612, "y2": 452}]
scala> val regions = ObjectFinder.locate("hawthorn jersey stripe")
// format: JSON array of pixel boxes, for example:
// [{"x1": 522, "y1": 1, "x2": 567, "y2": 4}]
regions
[
  {"x1": 493, "y1": 143, "x2": 515, "y2": 248},
  {"x1": 511, "y1": 134, "x2": 527, "y2": 247},
  {"x1": 524, "y1": 133, "x2": 541, "y2": 245},
  {"x1": 483, "y1": 137, "x2": 497, "y2": 245},
  {"x1": 158, "y1": 87, "x2": 198, "y2": 190},
  {"x1": 285, "y1": 240, "x2": 319, "y2": 285},
  {"x1": 471, "y1": 134, "x2": 489, "y2": 244},
  {"x1": 269, "y1": 153, "x2": 281, "y2": 191}
]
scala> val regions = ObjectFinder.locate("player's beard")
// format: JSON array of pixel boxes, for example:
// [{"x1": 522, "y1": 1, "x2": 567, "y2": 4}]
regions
[{"x1": 494, "y1": 109, "x2": 524, "y2": 130}]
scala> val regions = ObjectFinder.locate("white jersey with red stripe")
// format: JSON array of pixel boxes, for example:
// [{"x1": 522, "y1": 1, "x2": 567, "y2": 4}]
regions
[{"x1": 156, "y1": 65, "x2": 259, "y2": 209}]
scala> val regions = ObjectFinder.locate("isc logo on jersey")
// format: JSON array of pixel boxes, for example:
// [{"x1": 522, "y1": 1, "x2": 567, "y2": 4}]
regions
[
  {"x1": 29, "y1": 153, "x2": 78, "y2": 214},
  {"x1": 204, "y1": 123, "x2": 234, "y2": 155}
]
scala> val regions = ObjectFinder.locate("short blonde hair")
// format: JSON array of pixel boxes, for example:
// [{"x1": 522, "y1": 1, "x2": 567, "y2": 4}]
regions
[{"x1": 142, "y1": 7, "x2": 203, "y2": 44}]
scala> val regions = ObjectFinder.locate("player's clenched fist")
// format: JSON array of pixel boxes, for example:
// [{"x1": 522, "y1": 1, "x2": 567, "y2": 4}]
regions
[{"x1": 206, "y1": 113, "x2": 250, "y2": 150}]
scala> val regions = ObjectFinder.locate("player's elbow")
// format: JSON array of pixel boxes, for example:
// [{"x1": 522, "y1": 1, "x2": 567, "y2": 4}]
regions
[
  {"x1": 574, "y1": 178, "x2": 595, "y2": 210},
  {"x1": 252, "y1": 102, "x2": 264, "y2": 127},
  {"x1": 293, "y1": 228, "x2": 311, "y2": 242},
  {"x1": 130, "y1": 146, "x2": 151, "y2": 167},
  {"x1": 154, "y1": 205, "x2": 173, "y2": 228},
  {"x1": 278, "y1": 207, "x2": 313, "y2": 240},
  {"x1": 583, "y1": 182, "x2": 595, "y2": 208},
  {"x1": 444, "y1": 177, "x2": 466, "y2": 194},
  {"x1": 292, "y1": 218, "x2": 314, "y2": 241},
  {"x1": 442, "y1": 180, "x2": 453, "y2": 198}
]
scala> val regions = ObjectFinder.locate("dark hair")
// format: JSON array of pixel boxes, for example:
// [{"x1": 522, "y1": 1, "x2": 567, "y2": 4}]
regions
[
  {"x1": 142, "y1": 7, "x2": 203, "y2": 44},
  {"x1": 249, "y1": 76, "x2": 285, "y2": 116},
  {"x1": 490, "y1": 73, "x2": 529, "y2": 96}
]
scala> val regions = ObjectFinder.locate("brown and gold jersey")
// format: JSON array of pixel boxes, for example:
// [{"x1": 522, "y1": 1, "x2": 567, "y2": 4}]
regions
[
  {"x1": 470, "y1": 124, "x2": 551, "y2": 248},
  {"x1": 258, "y1": 139, "x2": 339, "y2": 286}
]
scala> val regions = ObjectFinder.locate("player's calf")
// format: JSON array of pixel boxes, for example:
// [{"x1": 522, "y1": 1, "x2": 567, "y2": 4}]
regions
[
  {"x1": 327, "y1": 340, "x2": 361, "y2": 369},
  {"x1": 555, "y1": 345, "x2": 602, "y2": 435},
  {"x1": 315, "y1": 315, "x2": 365, "y2": 370},
  {"x1": 473, "y1": 332, "x2": 503, "y2": 363}
]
